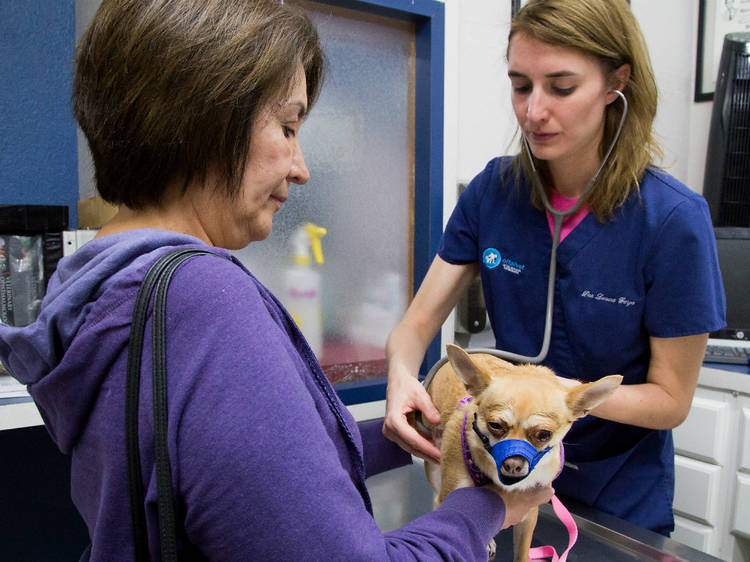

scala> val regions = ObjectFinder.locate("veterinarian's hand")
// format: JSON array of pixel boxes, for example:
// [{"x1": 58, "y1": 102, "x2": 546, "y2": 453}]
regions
[
  {"x1": 383, "y1": 367, "x2": 442, "y2": 464},
  {"x1": 493, "y1": 484, "x2": 555, "y2": 529}
]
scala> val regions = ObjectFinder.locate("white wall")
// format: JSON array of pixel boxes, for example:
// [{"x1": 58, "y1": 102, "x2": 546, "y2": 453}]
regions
[{"x1": 630, "y1": 0, "x2": 713, "y2": 191}]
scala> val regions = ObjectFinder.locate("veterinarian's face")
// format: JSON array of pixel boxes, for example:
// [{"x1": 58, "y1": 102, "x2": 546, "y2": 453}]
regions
[{"x1": 508, "y1": 33, "x2": 620, "y2": 184}]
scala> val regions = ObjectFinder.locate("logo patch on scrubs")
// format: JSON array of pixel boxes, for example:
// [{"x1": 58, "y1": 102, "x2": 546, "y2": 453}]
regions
[
  {"x1": 483, "y1": 248, "x2": 526, "y2": 275},
  {"x1": 483, "y1": 248, "x2": 501, "y2": 269}
]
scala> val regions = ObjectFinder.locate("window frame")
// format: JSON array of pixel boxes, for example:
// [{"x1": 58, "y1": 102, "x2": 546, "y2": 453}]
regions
[{"x1": 309, "y1": 0, "x2": 445, "y2": 405}]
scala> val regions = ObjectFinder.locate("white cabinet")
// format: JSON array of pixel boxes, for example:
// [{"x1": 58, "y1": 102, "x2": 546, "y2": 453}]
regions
[
  {"x1": 733, "y1": 402, "x2": 750, "y2": 542},
  {"x1": 673, "y1": 381, "x2": 750, "y2": 561},
  {"x1": 674, "y1": 456, "x2": 722, "y2": 525},
  {"x1": 674, "y1": 394, "x2": 731, "y2": 464},
  {"x1": 733, "y1": 473, "x2": 750, "y2": 537},
  {"x1": 673, "y1": 514, "x2": 718, "y2": 553},
  {"x1": 740, "y1": 405, "x2": 750, "y2": 471}
]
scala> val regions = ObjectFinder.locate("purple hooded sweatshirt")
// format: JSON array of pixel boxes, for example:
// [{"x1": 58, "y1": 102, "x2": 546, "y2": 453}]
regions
[{"x1": 0, "y1": 229, "x2": 507, "y2": 560}]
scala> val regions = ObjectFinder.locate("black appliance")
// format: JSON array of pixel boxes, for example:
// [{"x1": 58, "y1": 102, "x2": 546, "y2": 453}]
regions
[
  {"x1": 703, "y1": 32, "x2": 750, "y2": 227},
  {"x1": 712, "y1": 226, "x2": 750, "y2": 341}
]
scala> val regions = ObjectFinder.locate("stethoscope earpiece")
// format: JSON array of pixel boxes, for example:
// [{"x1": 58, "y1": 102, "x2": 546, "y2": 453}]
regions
[{"x1": 609, "y1": 89, "x2": 626, "y2": 105}]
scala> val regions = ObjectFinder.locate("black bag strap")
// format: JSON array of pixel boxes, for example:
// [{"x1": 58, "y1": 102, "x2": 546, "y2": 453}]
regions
[{"x1": 126, "y1": 248, "x2": 226, "y2": 561}]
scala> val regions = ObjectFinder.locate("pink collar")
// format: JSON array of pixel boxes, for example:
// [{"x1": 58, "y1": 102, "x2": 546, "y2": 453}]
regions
[
  {"x1": 460, "y1": 408, "x2": 491, "y2": 487},
  {"x1": 545, "y1": 189, "x2": 589, "y2": 243}
]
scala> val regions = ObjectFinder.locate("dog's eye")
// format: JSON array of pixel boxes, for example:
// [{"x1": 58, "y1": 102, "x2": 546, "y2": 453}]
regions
[
  {"x1": 536, "y1": 430, "x2": 552, "y2": 442},
  {"x1": 487, "y1": 422, "x2": 505, "y2": 434}
]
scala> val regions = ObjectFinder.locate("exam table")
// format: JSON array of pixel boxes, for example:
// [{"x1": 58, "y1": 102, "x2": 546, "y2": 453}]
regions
[{"x1": 367, "y1": 459, "x2": 722, "y2": 561}]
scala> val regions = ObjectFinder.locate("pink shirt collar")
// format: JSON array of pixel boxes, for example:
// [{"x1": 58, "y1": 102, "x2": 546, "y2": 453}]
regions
[{"x1": 545, "y1": 189, "x2": 589, "y2": 242}]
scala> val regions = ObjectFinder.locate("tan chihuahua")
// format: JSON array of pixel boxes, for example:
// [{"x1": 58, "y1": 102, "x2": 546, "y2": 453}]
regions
[{"x1": 417, "y1": 344, "x2": 622, "y2": 561}]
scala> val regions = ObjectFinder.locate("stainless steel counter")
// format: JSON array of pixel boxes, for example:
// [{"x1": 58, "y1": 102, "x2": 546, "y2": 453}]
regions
[{"x1": 368, "y1": 460, "x2": 722, "y2": 561}]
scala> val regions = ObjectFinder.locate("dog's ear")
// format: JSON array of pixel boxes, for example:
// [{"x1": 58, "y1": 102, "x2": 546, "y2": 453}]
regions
[
  {"x1": 446, "y1": 344, "x2": 493, "y2": 397},
  {"x1": 566, "y1": 374, "x2": 623, "y2": 418}
]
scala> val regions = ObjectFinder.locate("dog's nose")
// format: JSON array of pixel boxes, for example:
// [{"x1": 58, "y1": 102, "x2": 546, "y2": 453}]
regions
[{"x1": 500, "y1": 456, "x2": 530, "y2": 478}]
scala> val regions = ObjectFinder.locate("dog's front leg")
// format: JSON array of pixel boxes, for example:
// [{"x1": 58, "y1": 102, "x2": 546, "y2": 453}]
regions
[{"x1": 512, "y1": 505, "x2": 538, "y2": 562}]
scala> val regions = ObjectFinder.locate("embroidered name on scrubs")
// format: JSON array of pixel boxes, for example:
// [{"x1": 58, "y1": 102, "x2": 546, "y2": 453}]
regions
[
  {"x1": 482, "y1": 248, "x2": 526, "y2": 275},
  {"x1": 580, "y1": 290, "x2": 636, "y2": 307}
]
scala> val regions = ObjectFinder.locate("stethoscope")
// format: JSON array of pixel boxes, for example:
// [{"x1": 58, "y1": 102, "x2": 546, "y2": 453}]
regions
[{"x1": 422, "y1": 90, "x2": 629, "y2": 388}]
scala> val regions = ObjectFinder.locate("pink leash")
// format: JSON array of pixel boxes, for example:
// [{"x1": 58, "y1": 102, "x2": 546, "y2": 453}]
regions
[{"x1": 528, "y1": 494, "x2": 578, "y2": 562}]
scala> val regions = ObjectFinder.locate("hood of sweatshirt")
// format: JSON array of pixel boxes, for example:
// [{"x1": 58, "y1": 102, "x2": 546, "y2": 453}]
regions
[{"x1": 0, "y1": 229, "x2": 225, "y2": 452}]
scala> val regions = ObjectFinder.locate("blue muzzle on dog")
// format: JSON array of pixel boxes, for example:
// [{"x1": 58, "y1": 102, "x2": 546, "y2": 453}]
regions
[
  {"x1": 472, "y1": 414, "x2": 552, "y2": 485},
  {"x1": 490, "y1": 439, "x2": 551, "y2": 485}
]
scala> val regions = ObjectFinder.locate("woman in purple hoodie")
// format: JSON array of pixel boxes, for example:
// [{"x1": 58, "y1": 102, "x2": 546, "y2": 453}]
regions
[{"x1": 0, "y1": 0, "x2": 551, "y2": 560}]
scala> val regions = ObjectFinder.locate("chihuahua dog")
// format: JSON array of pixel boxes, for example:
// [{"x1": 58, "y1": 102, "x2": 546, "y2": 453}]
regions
[{"x1": 416, "y1": 344, "x2": 622, "y2": 561}]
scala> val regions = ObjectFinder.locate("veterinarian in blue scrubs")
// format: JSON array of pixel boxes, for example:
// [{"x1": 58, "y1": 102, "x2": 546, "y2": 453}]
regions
[{"x1": 384, "y1": 0, "x2": 725, "y2": 537}]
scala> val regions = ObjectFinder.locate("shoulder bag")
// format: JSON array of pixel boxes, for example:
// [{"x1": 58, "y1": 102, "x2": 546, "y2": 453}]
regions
[{"x1": 125, "y1": 248, "x2": 226, "y2": 561}]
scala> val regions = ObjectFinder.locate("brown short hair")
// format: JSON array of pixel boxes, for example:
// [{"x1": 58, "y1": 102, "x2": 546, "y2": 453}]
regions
[
  {"x1": 73, "y1": 0, "x2": 324, "y2": 209},
  {"x1": 509, "y1": 0, "x2": 662, "y2": 221}
]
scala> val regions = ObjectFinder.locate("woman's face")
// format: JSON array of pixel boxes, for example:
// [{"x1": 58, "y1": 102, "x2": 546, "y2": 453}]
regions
[
  {"x1": 508, "y1": 33, "x2": 621, "y2": 182},
  {"x1": 199, "y1": 71, "x2": 310, "y2": 249}
]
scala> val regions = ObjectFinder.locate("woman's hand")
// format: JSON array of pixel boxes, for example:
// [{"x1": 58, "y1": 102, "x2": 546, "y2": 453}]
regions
[
  {"x1": 492, "y1": 484, "x2": 555, "y2": 529},
  {"x1": 382, "y1": 365, "x2": 442, "y2": 464}
]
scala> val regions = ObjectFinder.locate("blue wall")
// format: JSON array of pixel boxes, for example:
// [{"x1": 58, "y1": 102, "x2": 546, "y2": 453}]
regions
[{"x1": 0, "y1": 1, "x2": 78, "y2": 227}]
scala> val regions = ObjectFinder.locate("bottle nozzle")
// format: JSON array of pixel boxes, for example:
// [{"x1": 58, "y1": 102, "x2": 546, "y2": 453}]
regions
[{"x1": 303, "y1": 222, "x2": 327, "y2": 265}]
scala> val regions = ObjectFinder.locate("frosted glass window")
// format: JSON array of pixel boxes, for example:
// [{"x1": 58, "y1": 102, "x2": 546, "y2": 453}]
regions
[{"x1": 233, "y1": 1, "x2": 414, "y2": 383}]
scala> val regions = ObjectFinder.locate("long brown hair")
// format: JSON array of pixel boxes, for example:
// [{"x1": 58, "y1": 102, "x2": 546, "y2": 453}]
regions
[
  {"x1": 509, "y1": 0, "x2": 662, "y2": 221},
  {"x1": 73, "y1": 0, "x2": 325, "y2": 209}
]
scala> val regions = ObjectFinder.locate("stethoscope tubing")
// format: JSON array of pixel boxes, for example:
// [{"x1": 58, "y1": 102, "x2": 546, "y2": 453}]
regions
[{"x1": 421, "y1": 91, "x2": 629, "y2": 389}]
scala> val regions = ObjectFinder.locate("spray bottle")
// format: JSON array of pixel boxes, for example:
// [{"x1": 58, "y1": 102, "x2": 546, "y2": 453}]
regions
[{"x1": 282, "y1": 222, "x2": 327, "y2": 356}]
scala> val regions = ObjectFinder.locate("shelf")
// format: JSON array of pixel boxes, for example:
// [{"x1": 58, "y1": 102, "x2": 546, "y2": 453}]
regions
[{"x1": 0, "y1": 398, "x2": 42, "y2": 431}]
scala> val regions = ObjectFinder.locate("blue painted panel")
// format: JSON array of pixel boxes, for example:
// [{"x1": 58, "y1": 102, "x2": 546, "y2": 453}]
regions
[
  {"x1": 0, "y1": 2, "x2": 78, "y2": 226},
  {"x1": 414, "y1": 5, "x2": 444, "y2": 376},
  {"x1": 315, "y1": 0, "x2": 443, "y2": 19},
  {"x1": 335, "y1": 377, "x2": 388, "y2": 404}
]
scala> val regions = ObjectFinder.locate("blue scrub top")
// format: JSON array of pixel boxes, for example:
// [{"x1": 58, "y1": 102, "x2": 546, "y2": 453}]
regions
[{"x1": 439, "y1": 156, "x2": 725, "y2": 533}]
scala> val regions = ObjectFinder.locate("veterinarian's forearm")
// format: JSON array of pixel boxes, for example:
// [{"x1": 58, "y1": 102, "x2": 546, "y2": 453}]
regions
[
  {"x1": 590, "y1": 334, "x2": 704, "y2": 430},
  {"x1": 386, "y1": 320, "x2": 432, "y2": 379},
  {"x1": 590, "y1": 383, "x2": 692, "y2": 429}
]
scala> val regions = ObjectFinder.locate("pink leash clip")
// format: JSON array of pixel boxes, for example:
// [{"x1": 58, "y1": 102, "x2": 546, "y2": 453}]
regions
[{"x1": 528, "y1": 495, "x2": 578, "y2": 562}]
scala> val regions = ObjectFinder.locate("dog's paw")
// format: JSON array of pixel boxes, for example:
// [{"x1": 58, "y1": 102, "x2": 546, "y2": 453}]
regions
[{"x1": 486, "y1": 538, "x2": 497, "y2": 560}]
